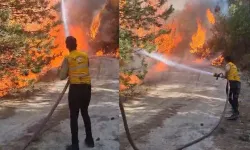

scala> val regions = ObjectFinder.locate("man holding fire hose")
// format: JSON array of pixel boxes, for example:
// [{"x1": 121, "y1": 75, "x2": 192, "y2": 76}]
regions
[
  {"x1": 59, "y1": 36, "x2": 94, "y2": 150},
  {"x1": 223, "y1": 56, "x2": 241, "y2": 120}
]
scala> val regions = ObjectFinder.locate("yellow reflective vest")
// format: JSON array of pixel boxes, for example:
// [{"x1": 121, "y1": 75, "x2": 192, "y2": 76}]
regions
[
  {"x1": 66, "y1": 50, "x2": 91, "y2": 84},
  {"x1": 227, "y1": 62, "x2": 240, "y2": 81}
]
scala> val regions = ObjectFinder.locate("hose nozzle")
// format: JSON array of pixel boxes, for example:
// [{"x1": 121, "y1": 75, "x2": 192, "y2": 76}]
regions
[{"x1": 213, "y1": 73, "x2": 224, "y2": 80}]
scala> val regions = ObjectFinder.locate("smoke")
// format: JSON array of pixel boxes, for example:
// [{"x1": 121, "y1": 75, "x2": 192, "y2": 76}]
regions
[
  {"x1": 169, "y1": 0, "x2": 228, "y2": 14},
  {"x1": 164, "y1": 0, "x2": 229, "y2": 58},
  {"x1": 89, "y1": 0, "x2": 119, "y2": 53},
  {"x1": 64, "y1": 0, "x2": 106, "y2": 28},
  {"x1": 61, "y1": 0, "x2": 118, "y2": 53},
  {"x1": 168, "y1": 0, "x2": 229, "y2": 33}
]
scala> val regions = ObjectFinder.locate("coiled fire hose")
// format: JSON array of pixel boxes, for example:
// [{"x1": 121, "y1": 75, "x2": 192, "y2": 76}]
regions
[{"x1": 21, "y1": 80, "x2": 70, "y2": 150}]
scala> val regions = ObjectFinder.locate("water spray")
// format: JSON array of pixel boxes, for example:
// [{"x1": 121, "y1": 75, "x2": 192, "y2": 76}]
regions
[
  {"x1": 135, "y1": 49, "x2": 214, "y2": 76},
  {"x1": 61, "y1": 0, "x2": 70, "y2": 37},
  {"x1": 135, "y1": 49, "x2": 226, "y2": 80}
]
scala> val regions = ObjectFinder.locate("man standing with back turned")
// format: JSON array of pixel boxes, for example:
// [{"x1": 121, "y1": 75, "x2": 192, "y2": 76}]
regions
[
  {"x1": 59, "y1": 36, "x2": 94, "y2": 150},
  {"x1": 224, "y1": 56, "x2": 241, "y2": 120}
]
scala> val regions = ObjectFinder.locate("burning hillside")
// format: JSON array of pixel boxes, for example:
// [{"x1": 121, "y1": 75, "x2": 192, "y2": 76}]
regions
[
  {"x1": 119, "y1": 0, "x2": 227, "y2": 91},
  {"x1": 0, "y1": 0, "x2": 118, "y2": 97},
  {"x1": 154, "y1": 0, "x2": 228, "y2": 63}
]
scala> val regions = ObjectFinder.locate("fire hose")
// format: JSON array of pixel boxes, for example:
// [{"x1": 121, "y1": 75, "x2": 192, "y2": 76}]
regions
[
  {"x1": 120, "y1": 73, "x2": 230, "y2": 150},
  {"x1": 176, "y1": 73, "x2": 229, "y2": 150},
  {"x1": 21, "y1": 80, "x2": 70, "y2": 150},
  {"x1": 119, "y1": 97, "x2": 139, "y2": 150}
]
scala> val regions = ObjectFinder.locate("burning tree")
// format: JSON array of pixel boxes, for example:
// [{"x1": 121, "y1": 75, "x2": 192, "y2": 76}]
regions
[
  {"x1": 0, "y1": 0, "x2": 60, "y2": 97},
  {"x1": 189, "y1": 20, "x2": 211, "y2": 59},
  {"x1": 208, "y1": 0, "x2": 250, "y2": 68},
  {"x1": 89, "y1": 0, "x2": 119, "y2": 54},
  {"x1": 119, "y1": 0, "x2": 174, "y2": 93}
]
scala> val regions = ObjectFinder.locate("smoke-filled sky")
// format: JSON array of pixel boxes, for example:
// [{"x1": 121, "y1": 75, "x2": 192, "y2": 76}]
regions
[{"x1": 168, "y1": 0, "x2": 229, "y2": 14}]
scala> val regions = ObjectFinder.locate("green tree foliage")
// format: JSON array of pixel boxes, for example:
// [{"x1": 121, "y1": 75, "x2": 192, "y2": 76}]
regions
[
  {"x1": 0, "y1": 0, "x2": 60, "y2": 94},
  {"x1": 208, "y1": 0, "x2": 250, "y2": 69},
  {"x1": 119, "y1": 0, "x2": 174, "y2": 94}
]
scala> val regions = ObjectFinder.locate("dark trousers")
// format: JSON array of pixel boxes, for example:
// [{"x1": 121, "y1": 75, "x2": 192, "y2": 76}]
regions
[
  {"x1": 68, "y1": 84, "x2": 93, "y2": 145},
  {"x1": 226, "y1": 81, "x2": 241, "y2": 113}
]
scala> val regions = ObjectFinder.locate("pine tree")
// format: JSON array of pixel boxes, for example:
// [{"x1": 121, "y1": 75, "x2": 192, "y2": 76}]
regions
[
  {"x1": 119, "y1": 0, "x2": 174, "y2": 94},
  {"x1": 208, "y1": 0, "x2": 250, "y2": 69},
  {"x1": 0, "y1": 0, "x2": 60, "y2": 95}
]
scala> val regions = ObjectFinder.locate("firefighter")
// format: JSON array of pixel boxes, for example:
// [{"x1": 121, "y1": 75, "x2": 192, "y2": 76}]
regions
[
  {"x1": 59, "y1": 36, "x2": 94, "y2": 149},
  {"x1": 223, "y1": 56, "x2": 241, "y2": 120}
]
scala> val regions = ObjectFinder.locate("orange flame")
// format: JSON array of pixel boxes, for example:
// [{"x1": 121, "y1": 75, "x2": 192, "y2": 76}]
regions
[
  {"x1": 95, "y1": 49, "x2": 119, "y2": 58},
  {"x1": 190, "y1": 20, "x2": 206, "y2": 52},
  {"x1": 96, "y1": 49, "x2": 104, "y2": 56},
  {"x1": 189, "y1": 20, "x2": 210, "y2": 59},
  {"x1": 120, "y1": 73, "x2": 142, "y2": 91},
  {"x1": 211, "y1": 55, "x2": 224, "y2": 66},
  {"x1": 155, "y1": 23, "x2": 182, "y2": 55},
  {"x1": 206, "y1": 9, "x2": 215, "y2": 25},
  {"x1": 49, "y1": 24, "x2": 89, "y2": 68},
  {"x1": 135, "y1": 23, "x2": 182, "y2": 74},
  {"x1": 0, "y1": 69, "x2": 43, "y2": 97},
  {"x1": 90, "y1": 11, "x2": 101, "y2": 40}
]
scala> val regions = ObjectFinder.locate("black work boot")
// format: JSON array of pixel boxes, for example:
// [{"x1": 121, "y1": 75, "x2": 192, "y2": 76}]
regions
[
  {"x1": 66, "y1": 144, "x2": 79, "y2": 150},
  {"x1": 227, "y1": 107, "x2": 234, "y2": 113},
  {"x1": 227, "y1": 112, "x2": 239, "y2": 120},
  {"x1": 85, "y1": 137, "x2": 95, "y2": 148}
]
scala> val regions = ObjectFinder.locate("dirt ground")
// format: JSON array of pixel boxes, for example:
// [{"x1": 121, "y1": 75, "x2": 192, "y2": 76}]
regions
[
  {"x1": 0, "y1": 57, "x2": 119, "y2": 150},
  {"x1": 1, "y1": 56, "x2": 250, "y2": 150},
  {"x1": 213, "y1": 80, "x2": 250, "y2": 150},
  {"x1": 120, "y1": 61, "x2": 250, "y2": 150}
]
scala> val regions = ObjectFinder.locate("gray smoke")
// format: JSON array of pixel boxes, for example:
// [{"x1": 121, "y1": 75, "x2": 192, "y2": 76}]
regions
[
  {"x1": 65, "y1": 0, "x2": 106, "y2": 28},
  {"x1": 169, "y1": 0, "x2": 228, "y2": 14},
  {"x1": 165, "y1": 0, "x2": 229, "y2": 57}
]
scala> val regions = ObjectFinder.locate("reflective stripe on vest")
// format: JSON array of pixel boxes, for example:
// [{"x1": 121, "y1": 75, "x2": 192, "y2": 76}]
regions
[
  {"x1": 70, "y1": 73, "x2": 89, "y2": 77},
  {"x1": 227, "y1": 62, "x2": 240, "y2": 81},
  {"x1": 67, "y1": 50, "x2": 91, "y2": 84},
  {"x1": 69, "y1": 64, "x2": 88, "y2": 71}
]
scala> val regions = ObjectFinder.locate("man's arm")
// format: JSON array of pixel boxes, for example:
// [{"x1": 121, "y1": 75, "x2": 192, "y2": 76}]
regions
[
  {"x1": 224, "y1": 64, "x2": 230, "y2": 79},
  {"x1": 59, "y1": 58, "x2": 69, "y2": 80}
]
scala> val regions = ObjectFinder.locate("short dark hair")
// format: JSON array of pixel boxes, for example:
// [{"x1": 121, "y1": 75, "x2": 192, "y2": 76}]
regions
[
  {"x1": 224, "y1": 56, "x2": 233, "y2": 62},
  {"x1": 65, "y1": 36, "x2": 77, "y2": 50}
]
